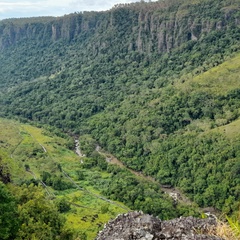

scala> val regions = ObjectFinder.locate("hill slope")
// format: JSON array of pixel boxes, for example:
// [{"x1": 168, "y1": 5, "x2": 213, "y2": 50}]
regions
[
  {"x1": 0, "y1": 0, "x2": 240, "y2": 219},
  {"x1": 0, "y1": 118, "x2": 130, "y2": 239}
]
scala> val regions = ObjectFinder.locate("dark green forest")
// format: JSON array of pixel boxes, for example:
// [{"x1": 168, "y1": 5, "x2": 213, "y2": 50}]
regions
[{"x1": 0, "y1": 0, "x2": 240, "y2": 238}]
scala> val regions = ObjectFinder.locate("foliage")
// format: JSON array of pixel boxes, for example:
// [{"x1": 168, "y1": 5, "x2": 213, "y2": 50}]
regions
[
  {"x1": 13, "y1": 184, "x2": 65, "y2": 240},
  {"x1": 56, "y1": 198, "x2": 71, "y2": 213},
  {"x1": 226, "y1": 214, "x2": 240, "y2": 239},
  {"x1": 0, "y1": 150, "x2": 12, "y2": 183},
  {"x1": 81, "y1": 150, "x2": 200, "y2": 219},
  {"x1": 41, "y1": 171, "x2": 74, "y2": 190},
  {"x1": 215, "y1": 213, "x2": 240, "y2": 240},
  {"x1": 0, "y1": 182, "x2": 19, "y2": 240}
]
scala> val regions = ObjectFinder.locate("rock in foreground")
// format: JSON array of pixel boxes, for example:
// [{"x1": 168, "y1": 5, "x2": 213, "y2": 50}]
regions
[{"x1": 96, "y1": 211, "x2": 222, "y2": 240}]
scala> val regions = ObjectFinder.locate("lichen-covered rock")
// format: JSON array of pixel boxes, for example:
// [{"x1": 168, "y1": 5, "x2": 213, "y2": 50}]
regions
[{"x1": 96, "y1": 212, "x2": 223, "y2": 240}]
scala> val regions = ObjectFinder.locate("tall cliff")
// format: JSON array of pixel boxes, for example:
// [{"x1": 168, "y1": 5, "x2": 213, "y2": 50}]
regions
[{"x1": 0, "y1": 0, "x2": 239, "y2": 53}]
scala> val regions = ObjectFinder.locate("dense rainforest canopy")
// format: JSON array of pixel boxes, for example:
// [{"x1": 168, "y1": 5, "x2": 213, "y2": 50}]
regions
[{"x1": 0, "y1": 0, "x2": 240, "y2": 238}]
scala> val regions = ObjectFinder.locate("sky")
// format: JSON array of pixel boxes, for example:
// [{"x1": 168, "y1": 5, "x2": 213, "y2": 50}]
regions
[{"x1": 0, "y1": 0, "x2": 156, "y2": 20}]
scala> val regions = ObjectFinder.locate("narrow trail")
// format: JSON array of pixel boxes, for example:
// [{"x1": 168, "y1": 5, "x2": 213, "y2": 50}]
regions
[
  {"x1": 40, "y1": 144, "x2": 47, "y2": 153},
  {"x1": 28, "y1": 132, "x2": 47, "y2": 154},
  {"x1": 10, "y1": 129, "x2": 24, "y2": 159},
  {"x1": 96, "y1": 145, "x2": 193, "y2": 205},
  {"x1": 68, "y1": 201, "x2": 96, "y2": 209}
]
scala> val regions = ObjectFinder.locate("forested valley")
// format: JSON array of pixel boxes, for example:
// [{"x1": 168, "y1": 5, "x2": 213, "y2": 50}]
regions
[{"x1": 0, "y1": 0, "x2": 240, "y2": 239}]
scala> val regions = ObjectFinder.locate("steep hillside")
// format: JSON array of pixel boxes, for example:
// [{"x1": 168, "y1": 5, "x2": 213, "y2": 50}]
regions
[
  {"x1": 0, "y1": 0, "x2": 240, "y2": 220},
  {"x1": 2, "y1": 118, "x2": 196, "y2": 239}
]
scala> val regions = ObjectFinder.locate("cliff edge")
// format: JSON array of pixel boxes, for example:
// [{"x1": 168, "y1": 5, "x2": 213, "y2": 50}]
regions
[{"x1": 96, "y1": 211, "x2": 222, "y2": 240}]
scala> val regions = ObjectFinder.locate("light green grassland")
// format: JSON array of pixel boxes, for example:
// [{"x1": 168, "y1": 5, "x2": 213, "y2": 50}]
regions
[
  {"x1": 185, "y1": 112, "x2": 240, "y2": 139},
  {"x1": 211, "y1": 118, "x2": 240, "y2": 139},
  {"x1": 0, "y1": 118, "x2": 128, "y2": 239},
  {"x1": 176, "y1": 53, "x2": 240, "y2": 95}
]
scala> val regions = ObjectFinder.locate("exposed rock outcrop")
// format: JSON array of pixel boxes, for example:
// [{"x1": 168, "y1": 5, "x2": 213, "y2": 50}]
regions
[{"x1": 96, "y1": 211, "x2": 222, "y2": 240}]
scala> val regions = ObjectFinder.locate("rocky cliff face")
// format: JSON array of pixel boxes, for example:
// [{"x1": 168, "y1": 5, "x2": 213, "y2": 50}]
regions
[
  {"x1": 0, "y1": 0, "x2": 239, "y2": 52},
  {"x1": 96, "y1": 211, "x2": 222, "y2": 240}
]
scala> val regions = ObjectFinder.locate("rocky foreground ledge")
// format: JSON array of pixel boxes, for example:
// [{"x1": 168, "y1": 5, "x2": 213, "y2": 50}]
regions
[{"x1": 96, "y1": 211, "x2": 223, "y2": 240}]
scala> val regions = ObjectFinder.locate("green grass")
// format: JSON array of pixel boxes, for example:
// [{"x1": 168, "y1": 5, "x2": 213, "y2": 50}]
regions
[
  {"x1": 211, "y1": 118, "x2": 240, "y2": 139},
  {"x1": 176, "y1": 53, "x2": 240, "y2": 95},
  {"x1": 0, "y1": 118, "x2": 23, "y2": 152}
]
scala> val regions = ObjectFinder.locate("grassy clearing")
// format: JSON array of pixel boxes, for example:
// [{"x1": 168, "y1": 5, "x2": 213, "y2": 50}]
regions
[
  {"x1": 186, "y1": 117, "x2": 240, "y2": 139},
  {"x1": 210, "y1": 118, "x2": 240, "y2": 139},
  {"x1": 176, "y1": 53, "x2": 240, "y2": 95},
  {"x1": 0, "y1": 118, "x2": 23, "y2": 152}
]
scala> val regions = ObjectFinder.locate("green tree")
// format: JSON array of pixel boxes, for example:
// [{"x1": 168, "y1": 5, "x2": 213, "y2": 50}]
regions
[
  {"x1": 15, "y1": 184, "x2": 66, "y2": 240},
  {"x1": 0, "y1": 182, "x2": 19, "y2": 240},
  {"x1": 56, "y1": 198, "x2": 71, "y2": 213}
]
